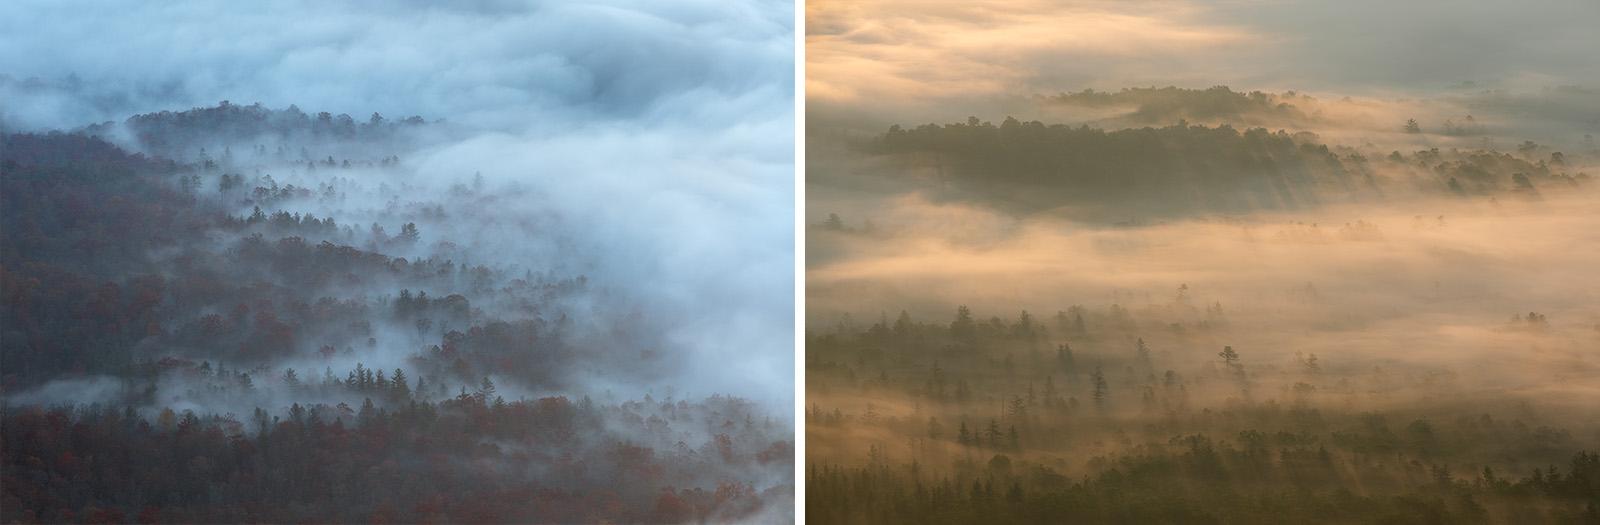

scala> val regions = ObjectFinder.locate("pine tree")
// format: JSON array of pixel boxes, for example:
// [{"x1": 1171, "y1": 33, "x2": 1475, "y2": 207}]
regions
[
  {"x1": 1057, "y1": 343, "x2": 1076, "y2": 372},
  {"x1": 358, "y1": 397, "x2": 377, "y2": 426},
  {"x1": 951, "y1": 305, "x2": 976, "y2": 341},
  {"x1": 399, "y1": 222, "x2": 420, "y2": 244},
  {"x1": 1219, "y1": 345, "x2": 1245, "y2": 381},
  {"x1": 893, "y1": 310, "x2": 914, "y2": 336},
  {"x1": 1008, "y1": 395, "x2": 1027, "y2": 420},
  {"x1": 1090, "y1": 366, "x2": 1108, "y2": 409},
  {"x1": 157, "y1": 407, "x2": 176, "y2": 432},
  {"x1": 391, "y1": 368, "x2": 411, "y2": 400}
]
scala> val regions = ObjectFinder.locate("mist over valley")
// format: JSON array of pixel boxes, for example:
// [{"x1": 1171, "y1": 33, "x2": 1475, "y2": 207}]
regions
[
  {"x1": 805, "y1": 2, "x2": 1600, "y2": 518},
  {"x1": 1, "y1": 1, "x2": 795, "y2": 522}
]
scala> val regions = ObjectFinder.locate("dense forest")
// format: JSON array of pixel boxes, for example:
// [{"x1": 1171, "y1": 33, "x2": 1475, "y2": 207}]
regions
[
  {"x1": 1, "y1": 104, "x2": 793, "y2": 523},
  {"x1": 805, "y1": 307, "x2": 1599, "y2": 523},
  {"x1": 863, "y1": 109, "x2": 1587, "y2": 221},
  {"x1": 1040, "y1": 86, "x2": 1316, "y2": 126},
  {"x1": 808, "y1": 84, "x2": 1600, "y2": 523}
]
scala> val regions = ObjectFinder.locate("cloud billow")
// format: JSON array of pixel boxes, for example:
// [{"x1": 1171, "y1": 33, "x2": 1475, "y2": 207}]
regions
[
  {"x1": 1, "y1": 0, "x2": 794, "y2": 134},
  {"x1": 1, "y1": 0, "x2": 795, "y2": 411}
]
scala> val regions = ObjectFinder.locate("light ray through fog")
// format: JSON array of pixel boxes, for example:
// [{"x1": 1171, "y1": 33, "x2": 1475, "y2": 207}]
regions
[{"x1": 805, "y1": 0, "x2": 1600, "y2": 521}]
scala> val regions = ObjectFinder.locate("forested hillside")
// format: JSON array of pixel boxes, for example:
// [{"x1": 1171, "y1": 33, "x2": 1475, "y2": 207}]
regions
[
  {"x1": 805, "y1": 308, "x2": 1599, "y2": 523},
  {"x1": 863, "y1": 111, "x2": 1587, "y2": 221},
  {"x1": 807, "y1": 85, "x2": 1600, "y2": 523},
  {"x1": 1, "y1": 104, "x2": 792, "y2": 523}
]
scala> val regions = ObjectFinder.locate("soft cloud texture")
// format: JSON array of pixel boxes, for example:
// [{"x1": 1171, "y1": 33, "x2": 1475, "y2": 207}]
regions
[
  {"x1": 806, "y1": 0, "x2": 1600, "y2": 131},
  {"x1": 807, "y1": 191, "x2": 1600, "y2": 433},
  {"x1": 2, "y1": 0, "x2": 795, "y2": 411},
  {"x1": 3, "y1": 1, "x2": 794, "y2": 132}
]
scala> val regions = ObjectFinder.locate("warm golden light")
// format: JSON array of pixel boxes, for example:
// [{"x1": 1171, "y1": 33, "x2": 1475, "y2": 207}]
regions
[{"x1": 806, "y1": 0, "x2": 1600, "y2": 521}]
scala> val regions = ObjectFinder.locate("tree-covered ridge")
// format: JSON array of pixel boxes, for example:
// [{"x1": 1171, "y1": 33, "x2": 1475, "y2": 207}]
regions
[
  {"x1": 2, "y1": 124, "x2": 792, "y2": 522},
  {"x1": 1042, "y1": 85, "x2": 1313, "y2": 125},
  {"x1": 2, "y1": 131, "x2": 583, "y2": 391},
  {"x1": 808, "y1": 451, "x2": 1600, "y2": 524},
  {"x1": 3, "y1": 133, "x2": 196, "y2": 385},
  {"x1": 805, "y1": 306, "x2": 1599, "y2": 523},
  {"x1": 76, "y1": 101, "x2": 436, "y2": 162},
  {"x1": 0, "y1": 132, "x2": 171, "y2": 170},
  {"x1": 4, "y1": 389, "x2": 790, "y2": 523},
  {"x1": 865, "y1": 117, "x2": 1586, "y2": 219}
]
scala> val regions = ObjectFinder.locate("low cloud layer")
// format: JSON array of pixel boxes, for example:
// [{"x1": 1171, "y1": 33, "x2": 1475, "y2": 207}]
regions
[
  {"x1": 3, "y1": 0, "x2": 794, "y2": 411},
  {"x1": 802, "y1": 3, "x2": 1600, "y2": 519},
  {"x1": 3, "y1": 0, "x2": 793, "y2": 133},
  {"x1": 806, "y1": 0, "x2": 1600, "y2": 132},
  {"x1": 808, "y1": 185, "x2": 1600, "y2": 422}
]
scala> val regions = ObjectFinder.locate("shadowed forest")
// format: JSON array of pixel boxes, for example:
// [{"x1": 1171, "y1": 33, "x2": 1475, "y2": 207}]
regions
[
  {"x1": 806, "y1": 86, "x2": 1600, "y2": 523},
  {"x1": 1, "y1": 104, "x2": 793, "y2": 523}
]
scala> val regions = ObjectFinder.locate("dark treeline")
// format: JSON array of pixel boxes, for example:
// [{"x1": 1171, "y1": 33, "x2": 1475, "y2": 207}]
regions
[
  {"x1": 1042, "y1": 85, "x2": 1313, "y2": 125},
  {"x1": 863, "y1": 117, "x2": 1586, "y2": 220},
  {"x1": 806, "y1": 306, "x2": 1599, "y2": 523},
  {"x1": 4, "y1": 389, "x2": 788, "y2": 523},
  {"x1": 810, "y1": 81, "x2": 1599, "y2": 523},
  {"x1": 2, "y1": 132, "x2": 194, "y2": 384},
  {"x1": 77, "y1": 101, "x2": 435, "y2": 162},
  {"x1": 2, "y1": 118, "x2": 792, "y2": 522},
  {"x1": 0, "y1": 130, "x2": 594, "y2": 392},
  {"x1": 807, "y1": 452, "x2": 1600, "y2": 524},
  {"x1": 1, "y1": 131, "x2": 464, "y2": 388}
]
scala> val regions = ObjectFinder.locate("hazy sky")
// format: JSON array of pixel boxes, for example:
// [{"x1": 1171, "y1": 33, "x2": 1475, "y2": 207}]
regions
[
  {"x1": 2, "y1": 0, "x2": 796, "y2": 411},
  {"x1": 807, "y1": 0, "x2": 1600, "y2": 128}
]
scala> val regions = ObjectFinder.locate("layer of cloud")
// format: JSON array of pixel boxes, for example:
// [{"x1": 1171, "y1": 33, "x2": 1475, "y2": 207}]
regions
[
  {"x1": 807, "y1": 190, "x2": 1600, "y2": 412},
  {"x1": 2, "y1": 0, "x2": 795, "y2": 411},
  {"x1": 2, "y1": 0, "x2": 793, "y2": 133},
  {"x1": 806, "y1": 0, "x2": 1600, "y2": 131}
]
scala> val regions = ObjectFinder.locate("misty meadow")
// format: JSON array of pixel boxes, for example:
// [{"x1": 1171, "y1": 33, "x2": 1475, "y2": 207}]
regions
[{"x1": 1, "y1": 1, "x2": 794, "y2": 523}]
